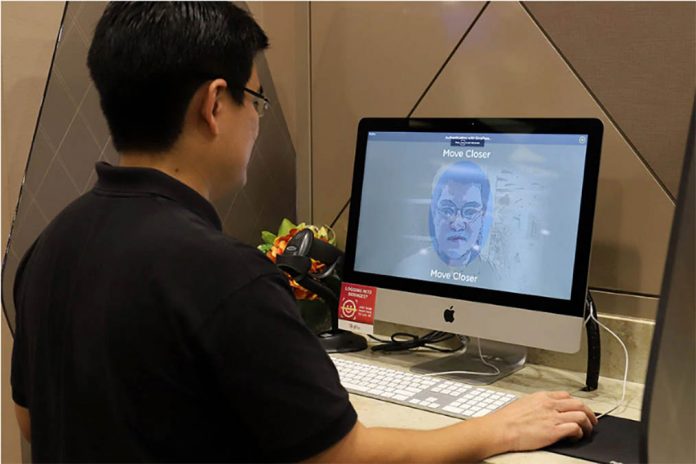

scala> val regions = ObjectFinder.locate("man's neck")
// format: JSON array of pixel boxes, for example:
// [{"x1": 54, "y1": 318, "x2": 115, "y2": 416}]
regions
[{"x1": 119, "y1": 151, "x2": 212, "y2": 201}]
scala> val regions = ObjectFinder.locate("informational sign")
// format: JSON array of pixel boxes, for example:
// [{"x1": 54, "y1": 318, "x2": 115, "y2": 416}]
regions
[{"x1": 338, "y1": 282, "x2": 376, "y2": 334}]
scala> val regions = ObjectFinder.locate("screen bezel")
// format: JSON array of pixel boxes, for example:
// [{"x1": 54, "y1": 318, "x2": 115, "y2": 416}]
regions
[{"x1": 343, "y1": 118, "x2": 603, "y2": 318}]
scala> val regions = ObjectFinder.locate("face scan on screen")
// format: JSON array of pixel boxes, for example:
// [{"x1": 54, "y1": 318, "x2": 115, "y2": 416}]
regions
[{"x1": 354, "y1": 132, "x2": 588, "y2": 300}]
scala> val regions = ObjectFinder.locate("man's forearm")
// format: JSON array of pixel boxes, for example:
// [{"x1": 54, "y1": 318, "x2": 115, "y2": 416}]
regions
[
  {"x1": 364, "y1": 418, "x2": 509, "y2": 462},
  {"x1": 309, "y1": 419, "x2": 510, "y2": 463},
  {"x1": 307, "y1": 391, "x2": 596, "y2": 462}
]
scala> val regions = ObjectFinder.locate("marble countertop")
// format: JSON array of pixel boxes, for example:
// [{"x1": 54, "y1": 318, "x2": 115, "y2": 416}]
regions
[{"x1": 336, "y1": 348, "x2": 643, "y2": 463}]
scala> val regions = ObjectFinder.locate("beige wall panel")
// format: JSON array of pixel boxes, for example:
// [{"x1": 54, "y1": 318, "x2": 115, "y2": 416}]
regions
[
  {"x1": 533, "y1": 290, "x2": 658, "y2": 382},
  {"x1": 311, "y1": 2, "x2": 486, "y2": 225},
  {"x1": 1, "y1": 3, "x2": 65, "y2": 462},
  {"x1": 527, "y1": 311, "x2": 655, "y2": 384},
  {"x1": 591, "y1": 289, "x2": 659, "y2": 320},
  {"x1": 413, "y1": 2, "x2": 674, "y2": 296},
  {"x1": 1, "y1": 1, "x2": 65, "y2": 251},
  {"x1": 526, "y1": 1, "x2": 696, "y2": 198},
  {"x1": 248, "y1": 2, "x2": 311, "y2": 221}
]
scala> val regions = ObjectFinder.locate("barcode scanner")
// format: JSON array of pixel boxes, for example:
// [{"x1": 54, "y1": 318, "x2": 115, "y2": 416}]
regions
[{"x1": 276, "y1": 229, "x2": 367, "y2": 353}]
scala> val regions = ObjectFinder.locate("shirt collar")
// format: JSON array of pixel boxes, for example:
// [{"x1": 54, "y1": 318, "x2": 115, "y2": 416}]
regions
[{"x1": 94, "y1": 162, "x2": 222, "y2": 231}]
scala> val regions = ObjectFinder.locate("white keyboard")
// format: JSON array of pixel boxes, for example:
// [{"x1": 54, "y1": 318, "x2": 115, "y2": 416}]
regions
[{"x1": 331, "y1": 356, "x2": 517, "y2": 419}]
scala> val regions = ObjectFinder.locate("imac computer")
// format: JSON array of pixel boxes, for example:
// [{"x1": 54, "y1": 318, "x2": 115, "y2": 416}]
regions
[{"x1": 342, "y1": 118, "x2": 603, "y2": 383}]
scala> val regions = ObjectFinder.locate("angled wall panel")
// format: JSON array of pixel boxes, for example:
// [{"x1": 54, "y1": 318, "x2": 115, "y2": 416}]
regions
[
  {"x1": 413, "y1": 2, "x2": 674, "y2": 295},
  {"x1": 311, "y1": 2, "x2": 486, "y2": 235},
  {"x1": 526, "y1": 1, "x2": 696, "y2": 197},
  {"x1": 1, "y1": 4, "x2": 65, "y2": 460},
  {"x1": 248, "y1": 2, "x2": 312, "y2": 221}
]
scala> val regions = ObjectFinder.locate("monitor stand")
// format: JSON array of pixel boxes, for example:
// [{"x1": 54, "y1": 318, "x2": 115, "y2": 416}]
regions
[{"x1": 411, "y1": 338, "x2": 527, "y2": 385}]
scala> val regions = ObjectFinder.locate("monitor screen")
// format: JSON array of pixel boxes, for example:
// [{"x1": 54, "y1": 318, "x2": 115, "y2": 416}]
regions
[
  {"x1": 354, "y1": 131, "x2": 588, "y2": 301},
  {"x1": 343, "y1": 118, "x2": 603, "y2": 333}
]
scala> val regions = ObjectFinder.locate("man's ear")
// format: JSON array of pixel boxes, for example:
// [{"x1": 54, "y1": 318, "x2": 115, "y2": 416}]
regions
[{"x1": 199, "y1": 79, "x2": 228, "y2": 137}]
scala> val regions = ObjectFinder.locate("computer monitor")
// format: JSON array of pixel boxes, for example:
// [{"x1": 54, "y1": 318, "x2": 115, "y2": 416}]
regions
[{"x1": 343, "y1": 118, "x2": 603, "y2": 382}]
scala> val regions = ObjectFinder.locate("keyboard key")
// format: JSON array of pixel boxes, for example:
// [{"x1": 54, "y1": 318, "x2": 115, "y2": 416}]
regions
[
  {"x1": 343, "y1": 382, "x2": 369, "y2": 392},
  {"x1": 473, "y1": 408, "x2": 492, "y2": 417}
]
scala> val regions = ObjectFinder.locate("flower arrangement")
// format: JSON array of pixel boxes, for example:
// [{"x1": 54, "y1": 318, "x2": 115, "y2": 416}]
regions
[{"x1": 258, "y1": 218, "x2": 337, "y2": 301}]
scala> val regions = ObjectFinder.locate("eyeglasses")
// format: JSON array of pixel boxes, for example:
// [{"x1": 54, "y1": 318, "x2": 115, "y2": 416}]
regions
[
  {"x1": 194, "y1": 74, "x2": 272, "y2": 117},
  {"x1": 436, "y1": 205, "x2": 483, "y2": 222},
  {"x1": 243, "y1": 87, "x2": 271, "y2": 118}
]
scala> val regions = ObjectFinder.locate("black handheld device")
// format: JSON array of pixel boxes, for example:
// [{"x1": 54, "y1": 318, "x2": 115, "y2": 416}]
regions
[{"x1": 277, "y1": 229, "x2": 367, "y2": 353}]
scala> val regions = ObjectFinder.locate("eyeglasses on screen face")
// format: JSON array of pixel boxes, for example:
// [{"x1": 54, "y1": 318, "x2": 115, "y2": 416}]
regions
[{"x1": 436, "y1": 205, "x2": 483, "y2": 222}]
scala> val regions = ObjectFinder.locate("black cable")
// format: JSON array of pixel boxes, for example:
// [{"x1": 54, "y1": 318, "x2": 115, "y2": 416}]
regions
[
  {"x1": 368, "y1": 331, "x2": 464, "y2": 353},
  {"x1": 329, "y1": 197, "x2": 351, "y2": 229}
]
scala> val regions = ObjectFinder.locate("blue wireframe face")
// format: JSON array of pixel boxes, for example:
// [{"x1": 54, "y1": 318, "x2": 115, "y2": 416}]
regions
[{"x1": 430, "y1": 161, "x2": 491, "y2": 266}]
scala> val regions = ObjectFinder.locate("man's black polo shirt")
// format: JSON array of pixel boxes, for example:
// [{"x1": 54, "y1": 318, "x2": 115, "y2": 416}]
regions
[{"x1": 11, "y1": 162, "x2": 356, "y2": 463}]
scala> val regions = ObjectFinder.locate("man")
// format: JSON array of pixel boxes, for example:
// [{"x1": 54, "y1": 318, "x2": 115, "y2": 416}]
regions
[{"x1": 12, "y1": 3, "x2": 596, "y2": 462}]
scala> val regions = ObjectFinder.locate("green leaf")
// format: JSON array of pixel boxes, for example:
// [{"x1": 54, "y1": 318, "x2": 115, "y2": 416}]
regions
[
  {"x1": 257, "y1": 243, "x2": 273, "y2": 253},
  {"x1": 261, "y1": 230, "x2": 276, "y2": 244},
  {"x1": 319, "y1": 226, "x2": 337, "y2": 245},
  {"x1": 277, "y1": 218, "x2": 297, "y2": 237}
]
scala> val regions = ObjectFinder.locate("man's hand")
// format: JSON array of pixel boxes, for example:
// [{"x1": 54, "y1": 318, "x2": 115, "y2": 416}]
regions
[
  {"x1": 482, "y1": 390, "x2": 598, "y2": 452},
  {"x1": 307, "y1": 391, "x2": 597, "y2": 462}
]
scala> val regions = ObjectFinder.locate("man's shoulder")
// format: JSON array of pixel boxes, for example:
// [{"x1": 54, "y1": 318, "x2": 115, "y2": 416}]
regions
[
  {"x1": 188, "y1": 229, "x2": 276, "y2": 274},
  {"x1": 37, "y1": 190, "x2": 279, "y2": 285},
  {"x1": 149, "y1": 211, "x2": 278, "y2": 279}
]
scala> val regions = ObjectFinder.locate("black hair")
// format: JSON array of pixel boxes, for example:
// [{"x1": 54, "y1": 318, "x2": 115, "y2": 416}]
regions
[
  {"x1": 87, "y1": 2, "x2": 269, "y2": 153},
  {"x1": 431, "y1": 160, "x2": 491, "y2": 213}
]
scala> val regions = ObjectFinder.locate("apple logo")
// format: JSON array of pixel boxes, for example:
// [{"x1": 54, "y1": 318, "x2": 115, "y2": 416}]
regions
[{"x1": 443, "y1": 305, "x2": 455, "y2": 323}]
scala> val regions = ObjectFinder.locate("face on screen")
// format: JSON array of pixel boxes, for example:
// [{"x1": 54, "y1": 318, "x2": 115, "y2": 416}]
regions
[{"x1": 432, "y1": 181, "x2": 484, "y2": 266}]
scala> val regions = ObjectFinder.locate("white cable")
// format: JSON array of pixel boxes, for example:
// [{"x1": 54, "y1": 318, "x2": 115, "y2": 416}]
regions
[
  {"x1": 584, "y1": 312, "x2": 592, "y2": 325},
  {"x1": 586, "y1": 301, "x2": 630, "y2": 419},
  {"x1": 421, "y1": 338, "x2": 501, "y2": 377},
  {"x1": 476, "y1": 337, "x2": 503, "y2": 375}
]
